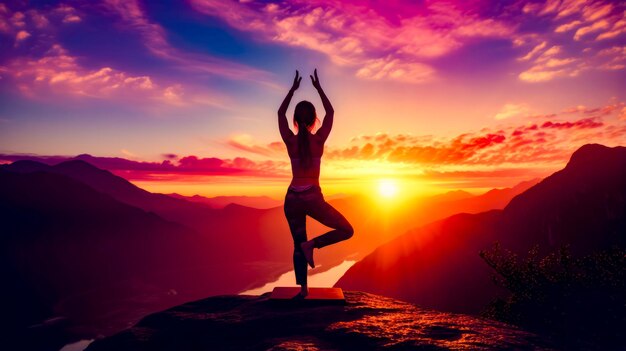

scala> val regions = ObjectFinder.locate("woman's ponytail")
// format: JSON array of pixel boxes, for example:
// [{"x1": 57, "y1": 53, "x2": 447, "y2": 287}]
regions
[
  {"x1": 293, "y1": 100, "x2": 317, "y2": 169},
  {"x1": 297, "y1": 126, "x2": 311, "y2": 169}
]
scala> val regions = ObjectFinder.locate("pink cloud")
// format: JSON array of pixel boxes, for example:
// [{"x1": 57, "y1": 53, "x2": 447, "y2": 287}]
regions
[
  {"x1": 2, "y1": 0, "x2": 272, "y2": 103},
  {"x1": 0, "y1": 2, "x2": 224, "y2": 106},
  {"x1": 0, "y1": 153, "x2": 290, "y2": 180},
  {"x1": 15, "y1": 29, "x2": 30, "y2": 42},
  {"x1": 0, "y1": 3, "x2": 80, "y2": 38},
  {"x1": 227, "y1": 134, "x2": 284, "y2": 157},
  {"x1": 494, "y1": 103, "x2": 531, "y2": 120},
  {"x1": 561, "y1": 101, "x2": 625, "y2": 116},
  {"x1": 2, "y1": 44, "x2": 225, "y2": 106},
  {"x1": 102, "y1": 0, "x2": 272, "y2": 83},
  {"x1": 519, "y1": 41, "x2": 548, "y2": 61},
  {"x1": 574, "y1": 19, "x2": 611, "y2": 40},
  {"x1": 514, "y1": 0, "x2": 624, "y2": 82},
  {"x1": 6, "y1": 44, "x2": 155, "y2": 98},
  {"x1": 323, "y1": 101, "x2": 625, "y2": 166},
  {"x1": 541, "y1": 117, "x2": 603, "y2": 129},
  {"x1": 189, "y1": 0, "x2": 515, "y2": 83},
  {"x1": 54, "y1": 4, "x2": 81, "y2": 23},
  {"x1": 555, "y1": 20, "x2": 583, "y2": 33},
  {"x1": 596, "y1": 19, "x2": 626, "y2": 40},
  {"x1": 517, "y1": 44, "x2": 584, "y2": 82}
]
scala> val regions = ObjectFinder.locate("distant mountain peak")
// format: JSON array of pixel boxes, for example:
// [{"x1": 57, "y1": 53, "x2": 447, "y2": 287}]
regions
[
  {"x1": 75, "y1": 153, "x2": 95, "y2": 158},
  {"x1": 1, "y1": 159, "x2": 50, "y2": 173},
  {"x1": 512, "y1": 178, "x2": 542, "y2": 190},
  {"x1": 55, "y1": 159, "x2": 101, "y2": 170},
  {"x1": 9, "y1": 159, "x2": 46, "y2": 166},
  {"x1": 566, "y1": 143, "x2": 625, "y2": 169}
]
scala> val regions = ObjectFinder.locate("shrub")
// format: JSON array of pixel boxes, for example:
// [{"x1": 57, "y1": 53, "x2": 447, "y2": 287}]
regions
[{"x1": 480, "y1": 243, "x2": 626, "y2": 349}]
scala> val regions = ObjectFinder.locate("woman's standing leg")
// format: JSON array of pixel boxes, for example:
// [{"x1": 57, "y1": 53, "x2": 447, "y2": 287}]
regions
[{"x1": 284, "y1": 192, "x2": 308, "y2": 289}]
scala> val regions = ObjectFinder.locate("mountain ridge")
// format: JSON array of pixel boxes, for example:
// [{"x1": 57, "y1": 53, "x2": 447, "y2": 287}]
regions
[{"x1": 336, "y1": 143, "x2": 626, "y2": 314}]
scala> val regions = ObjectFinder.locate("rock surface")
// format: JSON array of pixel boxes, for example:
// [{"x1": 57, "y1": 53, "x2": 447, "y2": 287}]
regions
[{"x1": 86, "y1": 291, "x2": 553, "y2": 350}]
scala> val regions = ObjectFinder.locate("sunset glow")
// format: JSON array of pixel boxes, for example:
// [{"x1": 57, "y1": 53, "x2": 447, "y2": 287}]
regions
[
  {"x1": 0, "y1": 0, "x2": 624, "y2": 198},
  {"x1": 2, "y1": 2, "x2": 625, "y2": 349},
  {"x1": 378, "y1": 179, "x2": 399, "y2": 198}
]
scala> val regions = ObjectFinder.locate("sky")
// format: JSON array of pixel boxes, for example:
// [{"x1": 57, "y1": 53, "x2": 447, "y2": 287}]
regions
[{"x1": 1, "y1": 0, "x2": 625, "y2": 198}]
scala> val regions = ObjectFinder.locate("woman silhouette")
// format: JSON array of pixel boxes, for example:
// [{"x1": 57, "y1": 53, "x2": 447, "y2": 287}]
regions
[{"x1": 278, "y1": 69, "x2": 354, "y2": 298}]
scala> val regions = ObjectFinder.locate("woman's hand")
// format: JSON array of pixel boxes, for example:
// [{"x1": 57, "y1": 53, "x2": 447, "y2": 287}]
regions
[
  {"x1": 290, "y1": 70, "x2": 302, "y2": 92},
  {"x1": 310, "y1": 68, "x2": 322, "y2": 90}
]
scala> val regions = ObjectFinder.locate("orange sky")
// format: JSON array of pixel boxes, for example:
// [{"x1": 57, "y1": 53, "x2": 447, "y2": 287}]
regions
[{"x1": 1, "y1": 0, "x2": 625, "y2": 198}]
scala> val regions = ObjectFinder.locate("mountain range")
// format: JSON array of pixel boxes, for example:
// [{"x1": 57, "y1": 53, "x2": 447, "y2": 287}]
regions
[
  {"x1": 336, "y1": 144, "x2": 626, "y2": 314},
  {"x1": 167, "y1": 193, "x2": 282, "y2": 209},
  {"x1": 0, "y1": 148, "x2": 571, "y2": 349}
]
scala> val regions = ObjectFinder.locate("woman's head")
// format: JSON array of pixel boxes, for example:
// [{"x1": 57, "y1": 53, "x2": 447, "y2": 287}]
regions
[{"x1": 294, "y1": 100, "x2": 317, "y2": 132}]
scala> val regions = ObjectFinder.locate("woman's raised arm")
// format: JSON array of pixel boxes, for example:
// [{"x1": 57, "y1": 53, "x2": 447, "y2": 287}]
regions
[
  {"x1": 278, "y1": 70, "x2": 301, "y2": 142},
  {"x1": 310, "y1": 69, "x2": 334, "y2": 143}
]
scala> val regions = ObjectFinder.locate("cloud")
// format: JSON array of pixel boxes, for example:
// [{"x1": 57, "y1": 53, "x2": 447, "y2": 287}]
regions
[
  {"x1": 555, "y1": 20, "x2": 583, "y2": 33},
  {"x1": 541, "y1": 117, "x2": 604, "y2": 129},
  {"x1": 0, "y1": 2, "x2": 224, "y2": 106},
  {"x1": 120, "y1": 149, "x2": 138, "y2": 158},
  {"x1": 55, "y1": 4, "x2": 81, "y2": 23},
  {"x1": 227, "y1": 134, "x2": 283, "y2": 157},
  {"x1": 519, "y1": 41, "x2": 547, "y2": 61},
  {"x1": 0, "y1": 3, "x2": 79, "y2": 38},
  {"x1": 0, "y1": 153, "x2": 290, "y2": 180},
  {"x1": 596, "y1": 18, "x2": 626, "y2": 40},
  {"x1": 494, "y1": 103, "x2": 531, "y2": 120},
  {"x1": 62, "y1": 14, "x2": 81, "y2": 23},
  {"x1": 323, "y1": 101, "x2": 625, "y2": 167},
  {"x1": 27, "y1": 9, "x2": 49, "y2": 28},
  {"x1": 1, "y1": 0, "x2": 270, "y2": 106},
  {"x1": 189, "y1": 0, "x2": 515, "y2": 83},
  {"x1": 2, "y1": 101, "x2": 623, "y2": 186},
  {"x1": 514, "y1": 0, "x2": 624, "y2": 82},
  {"x1": 101, "y1": 0, "x2": 272, "y2": 83},
  {"x1": 355, "y1": 57, "x2": 435, "y2": 84},
  {"x1": 14, "y1": 29, "x2": 30, "y2": 44},
  {"x1": 5, "y1": 44, "x2": 155, "y2": 98},
  {"x1": 518, "y1": 44, "x2": 581, "y2": 82},
  {"x1": 162, "y1": 153, "x2": 178, "y2": 160},
  {"x1": 574, "y1": 19, "x2": 610, "y2": 40},
  {"x1": 2, "y1": 44, "x2": 225, "y2": 106}
]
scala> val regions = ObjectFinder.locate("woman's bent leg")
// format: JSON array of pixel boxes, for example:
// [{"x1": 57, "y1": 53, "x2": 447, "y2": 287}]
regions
[{"x1": 306, "y1": 199, "x2": 354, "y2": 249}]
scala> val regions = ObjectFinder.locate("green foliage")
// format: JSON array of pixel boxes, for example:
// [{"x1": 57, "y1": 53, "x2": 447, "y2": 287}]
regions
[{"x1": 479, "y1": 243, "x2": 626, "y2": 349}]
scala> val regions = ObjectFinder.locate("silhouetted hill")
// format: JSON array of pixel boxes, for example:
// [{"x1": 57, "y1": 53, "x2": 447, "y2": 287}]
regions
[
  {"x1": 0, "y1": 161, "x2": 316, "y2": 349},
  {"x1": 499, "y1": 143, "x2": 626, "y2": 254},
  {"x1": 425, "y1": 189, "x2": 475, "y2": 203},
  {"x1": 336, "y1": 211, "x2": 502, "y2": 314},
  {"x1": 426, "y1": 178, "x2": 541, "y2": 216},
  {"x1": 168, "y1": 193, "x2": 282, "y2": 209},
  {"x1": 85, "y1": 291, "x2": 552, "y2": 351},
  {"x1": 1, "y1": 160, "x2": 301, "y2": 268},
  {"x1": 336, "y1": 144, "x2": 626, "y2": 316},
  {"x1": 0, "y1": 169, "x2": 209, "y2": 350},
  {"x1": 1, "y1": 159, "x2": 213, "y2": 222}
]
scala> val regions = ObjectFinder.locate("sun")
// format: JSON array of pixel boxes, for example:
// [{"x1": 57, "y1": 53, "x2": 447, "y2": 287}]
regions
[{"x1": 378, "y1": 179, "x2": 399, "y2": 198}]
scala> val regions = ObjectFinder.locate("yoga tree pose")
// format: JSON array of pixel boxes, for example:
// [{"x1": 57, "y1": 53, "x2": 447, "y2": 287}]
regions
[{"x1": 278, "y1": 69, "x2": 354, "y2": 298}]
